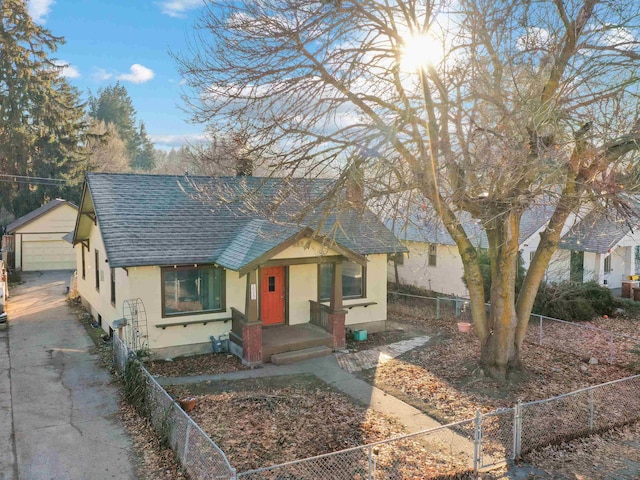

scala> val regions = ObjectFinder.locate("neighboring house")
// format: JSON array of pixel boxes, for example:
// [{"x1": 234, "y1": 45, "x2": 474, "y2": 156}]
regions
[
  {"x1": 387, "y1": 202, "x2": 640, "y2": 296},
  {"x1": 5, "y1": 199, "x2": 78, "y2": 271},
  {"x1": 71, "y1": 173, "x2": 406, "y2": 364},
  {"x1": 549, "y1": 211, "x2": 640, "y2": 290},
  {"x1": 387, "y1": 204, "x2": 554, "y2": 297}
]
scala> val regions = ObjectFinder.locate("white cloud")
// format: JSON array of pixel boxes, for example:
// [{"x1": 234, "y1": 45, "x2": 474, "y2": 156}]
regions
[
  {"x1": 150, "y1": 133, "x2": 207, "y2": 148},
  {"x1": 116, "y1": 64, "x2": 155, "y2": 84},
  {"x1": 158, "y1": 0, "x2": 202, "y2": 18},
  {"x1": 92, "y1": 68, "x2": 113, "y2": 82},
  {"x1": 53, "y1": 60, "x2": 80, "y2": 79},
  {"x1": 28, "y1": 0, "x2": 55, "y2": 23}
]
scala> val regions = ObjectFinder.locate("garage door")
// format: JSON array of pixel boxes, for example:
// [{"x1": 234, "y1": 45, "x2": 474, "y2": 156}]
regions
[{"x1": 22, "y1": 240, "x2": 76, "y2": 271}]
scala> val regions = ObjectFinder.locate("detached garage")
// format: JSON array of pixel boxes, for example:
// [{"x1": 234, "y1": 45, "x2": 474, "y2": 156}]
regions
[{"x1": 6, "y1": 199, "x2": 78, "y2": 271}]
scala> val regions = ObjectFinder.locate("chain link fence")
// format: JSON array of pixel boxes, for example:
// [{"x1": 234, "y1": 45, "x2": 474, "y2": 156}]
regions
[
  {"x1": 388, "y1": 291, "x2": 640, "y2": 366},
  {"x1": 237, "y1": 420, "x2": 476, "y2": 479},
  {"x1": 387, "y1": 291, "x2": 469, "y2": 320},
  {"x1": 110, "y1": 302, "x2": 640, "y2": 479},
  {"x1": 516, "y1": 374, "x2": 640, "y2": 456},
  {"x1": 525, "y1": 313, "x2": 640, "y2": 365},
  {"x1": 112, "y1": 333, "x2": 236, "y2": 479}
]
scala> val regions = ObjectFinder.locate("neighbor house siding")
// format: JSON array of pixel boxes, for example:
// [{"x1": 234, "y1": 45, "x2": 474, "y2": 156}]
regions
[{"x1": 389, "y1": 241, "x2": 468, "y2": 297}]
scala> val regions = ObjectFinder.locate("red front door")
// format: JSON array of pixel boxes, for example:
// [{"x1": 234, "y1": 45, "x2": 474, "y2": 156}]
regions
[{"x1": 260, "y1": 266, "x2": 285, "y2": 325}]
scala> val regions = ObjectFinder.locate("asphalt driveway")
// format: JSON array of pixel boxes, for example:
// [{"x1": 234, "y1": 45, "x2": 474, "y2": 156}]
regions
[{"x1": 0, "y1": 271, "x2": 137, "y2": 480}]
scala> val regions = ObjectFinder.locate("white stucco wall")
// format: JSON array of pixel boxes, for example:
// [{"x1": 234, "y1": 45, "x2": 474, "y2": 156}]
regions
[
  {"x1": 343, "y1": 253, "x2": 388, "y2": 326},
  {"x1": 389, "y1": 241, "x2": 468, "y2": 297},
  {"x1": 75, "y1": 218, "x2": 130, "y2": 331}
]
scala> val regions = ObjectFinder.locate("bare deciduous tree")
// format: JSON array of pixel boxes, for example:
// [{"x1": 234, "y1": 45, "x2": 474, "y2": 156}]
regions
[{"x1": 177, "y1": 0, "x2": 640, "y2": 379}]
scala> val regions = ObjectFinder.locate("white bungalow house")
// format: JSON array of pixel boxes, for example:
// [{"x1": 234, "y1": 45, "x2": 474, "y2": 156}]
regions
[
  {"x1": 387, "y1": 201, "x2": 640, "y2": 297},
  {"x1": 71, "y1": 173, "x2": 406, "y2": 364},
  {"x1": 5, "y1": 199, "x2": 78, "y2": 271}
]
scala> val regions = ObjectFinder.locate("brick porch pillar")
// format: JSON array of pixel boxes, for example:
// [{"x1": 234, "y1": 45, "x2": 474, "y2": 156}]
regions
[
  {"x1": 327, "y1": 309, "x2": 347, "y2": 349},
  {"x1": 241, "y1": 321, "x2": 263, "y2": 366}
]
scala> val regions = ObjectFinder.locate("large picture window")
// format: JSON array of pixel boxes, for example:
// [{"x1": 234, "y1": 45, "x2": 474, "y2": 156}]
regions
[
  {"x1": 162, "y1": 265, "x2": 225, "y2": 317},
  {"x1": 319, "y1": 261, "x2": 365, "y2": 301}
]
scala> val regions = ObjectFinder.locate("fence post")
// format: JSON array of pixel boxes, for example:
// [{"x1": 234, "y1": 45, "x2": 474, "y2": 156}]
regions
[
  {"x1": 183, "y1": 421, "x2": 192, "y2": 465},
  {"x1": 436, "y1": 298, "x2": 440, "y2": 320},
  {"x1": 538, "y1": 315, "x2": 543, "y2": 346},
  {"x1": 609, "y1": 332, "x2": 614, "y2": 364},
  {"x1": 473, "y1": 409, "x2": 482, "y2": 472},
  {"x1": 455, "y1": 300, "x2": 461, "y2": 318},
  {"x1": 513, "y1": 400, "x2": 522, "y2": 459},
  {"x1": 367, "y1": 445, "x2": 373, "y2": 480},
  {"x1": 589, "y1": 389, "x2": 595, "y2": 431}
]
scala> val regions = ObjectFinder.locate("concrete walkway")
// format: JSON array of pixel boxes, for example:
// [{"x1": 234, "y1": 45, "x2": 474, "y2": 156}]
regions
[{"x1": 0, "y1": 271, "x2": 137, "y2": 480}]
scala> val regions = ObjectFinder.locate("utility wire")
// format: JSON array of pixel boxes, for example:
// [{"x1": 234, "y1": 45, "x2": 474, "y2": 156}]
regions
[{"x1": 0, "y1": 174, "x2": 73, "y2": 186}]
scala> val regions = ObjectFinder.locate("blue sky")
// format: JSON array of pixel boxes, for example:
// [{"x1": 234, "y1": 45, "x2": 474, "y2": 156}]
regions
[{"x1": 28, "y1": 0, "x2": 209, "y2": 150}]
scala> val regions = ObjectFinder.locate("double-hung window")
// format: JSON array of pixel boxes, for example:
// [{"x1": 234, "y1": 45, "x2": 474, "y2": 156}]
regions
[
  {"x1": 319, "y1": 261, "x2": 365, "y2": 301},
  {"x1": 428, "y1": 244, "x2": 437, "y2": 266},
  {"x1": 162, "y1": 265, "x2": 225, "y2": 317}
]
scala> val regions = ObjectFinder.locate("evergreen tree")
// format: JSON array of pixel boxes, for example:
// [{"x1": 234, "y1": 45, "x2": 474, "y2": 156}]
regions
[
  {"x1": 0, "y1": 0, "x2": 87, "y2": 218},
  {"x1": 88, "y1": 83, "x2": 156, "y2": 171},
  {"x1": 88, "y1": 82, "x2": 138, "y2": 154},
  {"x1": 131, "y1": 122, "x2": 156, "y2": 171}
]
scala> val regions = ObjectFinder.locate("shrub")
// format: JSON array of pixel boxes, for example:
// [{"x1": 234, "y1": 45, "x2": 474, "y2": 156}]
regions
[{"x1": 533, "y1": 281, "x2": 614, "y2": 322}]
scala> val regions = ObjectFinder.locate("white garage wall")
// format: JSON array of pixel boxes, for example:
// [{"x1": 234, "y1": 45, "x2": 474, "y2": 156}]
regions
[{"x1": 14, "y1": 203, "x2": 77, "y2": 271}]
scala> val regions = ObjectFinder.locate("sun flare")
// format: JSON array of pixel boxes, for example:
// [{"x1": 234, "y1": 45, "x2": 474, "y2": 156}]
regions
[{"x1": 400, "y1": 33, "x2": 443, "y2": 72}]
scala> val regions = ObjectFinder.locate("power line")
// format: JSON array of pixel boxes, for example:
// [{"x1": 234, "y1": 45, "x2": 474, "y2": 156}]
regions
[{"x1": 0, "y1": 174, "x2": 73, "y2": 186}]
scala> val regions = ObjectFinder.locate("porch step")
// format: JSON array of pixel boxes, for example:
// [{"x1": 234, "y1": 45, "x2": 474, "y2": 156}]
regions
[{"x1": 271, "y1": 346, "x2": 332, "y2": 365}]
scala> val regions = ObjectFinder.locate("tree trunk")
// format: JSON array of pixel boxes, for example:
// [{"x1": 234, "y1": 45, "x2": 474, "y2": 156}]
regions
[{"x1": 479, "y1": 210, "x2": 522, "y2": 380}]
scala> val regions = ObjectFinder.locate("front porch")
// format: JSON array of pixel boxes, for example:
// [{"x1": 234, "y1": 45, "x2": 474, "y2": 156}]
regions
[
  {"x1": 262, "y1": 323, "x2": 333, "y2": 363},
  {"x1": 228, "y1": 300, "x2": 346, "y2": 366}
]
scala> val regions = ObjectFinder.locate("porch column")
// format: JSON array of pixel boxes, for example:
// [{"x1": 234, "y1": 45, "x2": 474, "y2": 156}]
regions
[
  {"x1": 242, "y1": 269, "x2": 262, "y2": 366},
  {"x1": 328, "y1": 261, "x2": 346, "y2": 350}
]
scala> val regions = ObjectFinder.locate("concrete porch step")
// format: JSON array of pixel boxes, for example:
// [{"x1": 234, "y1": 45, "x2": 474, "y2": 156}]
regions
[{"x1": 271, "y1": 346, "x2": 332, "y2": 365}]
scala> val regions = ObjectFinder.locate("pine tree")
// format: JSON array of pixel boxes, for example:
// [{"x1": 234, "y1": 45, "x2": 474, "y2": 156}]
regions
[
  {"x1": 88, "y1": 83, "x2": 156, "y2": 171},
  {"x1": 131, "y1": 122, "x2": 156, "y2": 171},
  {"x1": 0, "y1": 0, "x2": 87, "y2": 218}
]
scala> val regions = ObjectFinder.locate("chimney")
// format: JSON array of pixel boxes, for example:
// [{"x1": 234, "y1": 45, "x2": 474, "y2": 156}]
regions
[
  {"x1": 232, "y1": 133, "x2": 253, "y2": 177},
  {"x1": 346, "y1": 162, "x2": 365, "y2": 210},
  {"x1": 235, "y1": 155, "x2": 253, "y2": 177}
]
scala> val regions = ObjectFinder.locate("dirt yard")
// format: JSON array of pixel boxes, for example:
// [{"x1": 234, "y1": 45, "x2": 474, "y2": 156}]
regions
[
  {"x1": 145, "y1": 352, "x2": 248, "y2": 377},
  {"x1": 359, "y1": 314, "x2": 635, "y2": 424},
  {"x1": 165, "y1": 374, "x2": 472, "y2": 476}
]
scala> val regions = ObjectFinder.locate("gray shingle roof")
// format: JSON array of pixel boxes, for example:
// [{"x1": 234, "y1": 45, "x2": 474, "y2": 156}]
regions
[
  {"x1": 82, "y1": 173, "x2": 406, "y2": 270},
  {"x1": 387, "y1": 201, "x2": 553, "y2": 248},
  {"x1": 559, "y1": 212, "x2": 631, "y2": 253},
  {"x1": 6, "y1": 199, "x2": 77, "y2": 234}
]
